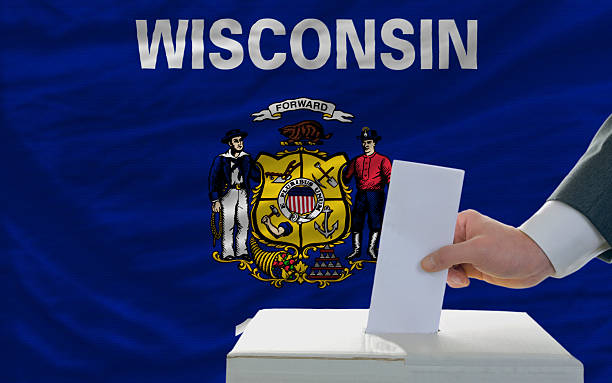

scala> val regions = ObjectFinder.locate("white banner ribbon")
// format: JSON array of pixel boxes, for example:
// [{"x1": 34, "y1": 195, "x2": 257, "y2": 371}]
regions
[{"x1": 251, "y1": 97, "x2": 353, "y2": 123}]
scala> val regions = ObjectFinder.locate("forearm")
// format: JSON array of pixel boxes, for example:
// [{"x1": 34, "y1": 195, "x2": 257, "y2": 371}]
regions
[
  {"x1": 519, "y1": 200, "x2": 611, "y2": 278},
  {"x1": 264, "y1": 222, "x2": 284, "y2": 237}
]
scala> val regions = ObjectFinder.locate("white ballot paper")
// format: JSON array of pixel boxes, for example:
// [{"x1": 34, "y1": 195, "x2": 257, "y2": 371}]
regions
[{"x1": 366, "y1": 160, "x2": 464, "y2": 334}]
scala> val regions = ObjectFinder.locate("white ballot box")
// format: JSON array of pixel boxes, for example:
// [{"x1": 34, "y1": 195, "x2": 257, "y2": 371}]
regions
[{"x1": 226, "y1": 309, "x2": 582, "y2": 383}]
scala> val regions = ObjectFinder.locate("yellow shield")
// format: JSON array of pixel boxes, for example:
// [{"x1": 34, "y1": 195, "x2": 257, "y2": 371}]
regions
[{"x1": 251, "y1": 147, "x2": 351, "y2": 252}]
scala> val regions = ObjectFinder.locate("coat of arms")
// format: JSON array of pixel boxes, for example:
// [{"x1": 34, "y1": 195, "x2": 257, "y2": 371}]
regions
[{"x1": 210, "y1": 98, "x2": 391, "y2": 288}]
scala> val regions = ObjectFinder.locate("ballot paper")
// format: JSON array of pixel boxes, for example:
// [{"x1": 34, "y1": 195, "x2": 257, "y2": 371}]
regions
[{"x1": 366, "y1": 160, "x2": 464, "y2": 334}]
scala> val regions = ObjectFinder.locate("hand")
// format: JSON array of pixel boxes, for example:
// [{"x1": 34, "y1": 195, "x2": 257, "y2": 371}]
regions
[
  {"x1": 420, "y1": 209, "x2": 555, "y2": 289},
  {"x1": 261, "y1": 215, "x2": 270, "y2": 225},
  {"x1": 212, "y1": 201, "x2": 221, "y2": 213}
]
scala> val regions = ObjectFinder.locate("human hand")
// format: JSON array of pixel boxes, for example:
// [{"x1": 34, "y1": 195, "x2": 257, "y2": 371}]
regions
[
  {"x1": 420, "y1": 209, "x2": 555, "y2": 289},
  {"x1": 261, "y1": 215, "x2": 270, "y2": 225},
  {"x1": 212, "y1": 201, "x2": 221, "y2": 213}
]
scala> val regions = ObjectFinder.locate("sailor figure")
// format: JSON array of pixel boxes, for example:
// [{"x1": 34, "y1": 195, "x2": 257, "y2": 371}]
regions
[
  {"x1": 343, "y1": 128, "x2": 392, "y2": 260},
  {"x1": 209, "y1": 129, "x2": 261, "y2": 260}
]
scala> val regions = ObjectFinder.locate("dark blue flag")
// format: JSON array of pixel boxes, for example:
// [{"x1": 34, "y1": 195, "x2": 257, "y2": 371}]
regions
[{"x1": 2, "y1": 1, "x2": 611, "y2": 382}]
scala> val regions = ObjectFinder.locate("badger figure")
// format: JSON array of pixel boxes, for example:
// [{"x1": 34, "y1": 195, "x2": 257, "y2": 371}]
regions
[{"x1": 279, "y1": 120, "x2": 332, "y2": 145}]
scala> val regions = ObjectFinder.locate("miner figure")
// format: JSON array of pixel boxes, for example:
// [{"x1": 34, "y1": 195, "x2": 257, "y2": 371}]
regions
[
  {"x1": 209, "y1": 129, "x2": 260, "y2": 260},
  {"x1": 343, "y1": 128, "x2": 392, "y2": 260}
]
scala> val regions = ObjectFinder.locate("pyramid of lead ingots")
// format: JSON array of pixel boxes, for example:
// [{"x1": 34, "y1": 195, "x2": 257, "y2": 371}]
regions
[{"x1": 308, "y1": 245, "x2": 344, "y2": 279}]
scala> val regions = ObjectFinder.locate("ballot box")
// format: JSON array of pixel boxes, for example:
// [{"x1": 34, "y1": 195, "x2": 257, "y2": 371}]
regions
[{"x1": 226, "y1": 309, "x2": 582, "y2": 383}]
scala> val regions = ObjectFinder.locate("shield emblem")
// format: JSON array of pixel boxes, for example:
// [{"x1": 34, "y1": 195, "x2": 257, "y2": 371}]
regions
[
  {"x1": 251, "y1": 147, "x2": 351, "y2": 253},
  {"x1": 286, "y1": 187, "x2": 315, "y2": 214}
]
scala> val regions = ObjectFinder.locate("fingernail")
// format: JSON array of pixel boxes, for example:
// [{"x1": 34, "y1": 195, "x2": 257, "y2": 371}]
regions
[
  {"x1": 448, "y1": 273, "x2": 464, "y2": 286},
  {"x1": 422, "y1": 255, "x2": 436, "y2": 271}
]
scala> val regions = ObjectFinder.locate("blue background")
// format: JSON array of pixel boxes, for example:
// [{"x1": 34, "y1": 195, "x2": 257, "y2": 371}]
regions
[{"x1": 2, "y1": 1, "x2": 611, "y2": 382}]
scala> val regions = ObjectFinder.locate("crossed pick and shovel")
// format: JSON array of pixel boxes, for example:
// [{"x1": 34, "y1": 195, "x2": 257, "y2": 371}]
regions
[{"x1": 312, "y1": 162, "x2": 338, "y2": 188}]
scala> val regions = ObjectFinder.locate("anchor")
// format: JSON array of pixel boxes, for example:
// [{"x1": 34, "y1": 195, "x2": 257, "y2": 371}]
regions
[{"x1": 314, "y1": 205, "x2": 338, "y2": 238}]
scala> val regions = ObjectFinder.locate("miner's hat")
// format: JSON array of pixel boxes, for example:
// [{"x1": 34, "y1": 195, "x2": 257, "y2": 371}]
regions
[
  {"x1": 221, "y1": 129, "x2": 249, "y2": 144},
  {"x1": 357, "y1": 127, "x2": 382, "y2": 142}
]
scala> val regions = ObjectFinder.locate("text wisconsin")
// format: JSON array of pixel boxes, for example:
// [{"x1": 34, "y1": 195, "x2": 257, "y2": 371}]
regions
[{"x1": 136, "y1": 18, "x2": 477, "y2": 70}]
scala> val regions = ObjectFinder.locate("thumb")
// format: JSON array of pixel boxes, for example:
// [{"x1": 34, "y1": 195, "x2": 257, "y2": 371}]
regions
[{"x1": 421, "y1": 239, "x2": 482, "y2": 272}]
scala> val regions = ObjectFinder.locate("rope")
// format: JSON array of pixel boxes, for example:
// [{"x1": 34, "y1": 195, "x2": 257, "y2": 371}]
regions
[{"x1": 211, "y1": 210, "x2": 222, "y2": 246}]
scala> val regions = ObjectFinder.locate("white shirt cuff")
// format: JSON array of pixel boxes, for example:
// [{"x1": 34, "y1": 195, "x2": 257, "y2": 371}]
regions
[{"x1": 518, "y1": 200, "x2": 611, "y2": 278}]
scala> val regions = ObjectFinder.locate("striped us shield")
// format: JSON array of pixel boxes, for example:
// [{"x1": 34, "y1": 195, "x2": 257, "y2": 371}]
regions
[{"x1": 286, "y1": 186, "x2": 316, "y2": 214}]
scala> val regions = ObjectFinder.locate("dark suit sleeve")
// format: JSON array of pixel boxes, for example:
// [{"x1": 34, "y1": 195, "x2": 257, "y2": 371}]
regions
[{"x1": 548, "y1": 114, "x2": 612, "y2": 263}]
